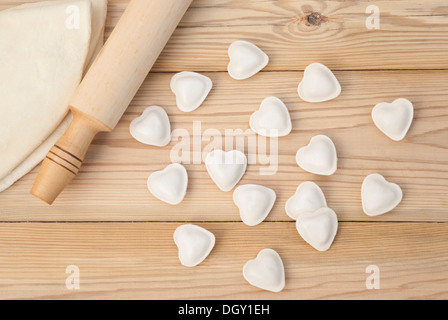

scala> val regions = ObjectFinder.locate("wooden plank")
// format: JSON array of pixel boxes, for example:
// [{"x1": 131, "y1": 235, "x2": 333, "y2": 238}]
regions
[
  {"x1": 1, "y1": 0, "x2": 447, "y2": 71},
  {"x1": 135, "y1": 0, "x2": 448, "y2": 71},
  {"x1": 109, "y1": 0, "x2": 448, "y2": 71},
  {"x1": 0, "y1": 222, "x2": 447, "y2": 300},
  {"x1": 152, "y1": 0, "x2": 448, "y2": 71},
  {"x1": 1, "y1": 70, "x2": 447, "y2": 222}
]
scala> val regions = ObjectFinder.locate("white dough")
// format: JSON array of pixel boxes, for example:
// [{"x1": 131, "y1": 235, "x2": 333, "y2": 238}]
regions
[
  {"x1": 0, "y1": 0, "x2": 108, "y2": 192},
  {"x1": 171, "y1": 72, "x2": 212, "y2": 112},
  {"x1": 174, "y1": 224, "x2": 215, "y2": 267},
  {"x1": 298, "y1": 63, "x2": 341, "y2": 103},
  {"x1": 130, "y1": 106, "x2": 171, "y2": 147},
  {"x1": 361, "y1": 173, "x2": 403, "y2": 216},
  {"x1": 228, "y1": 40, "x2": 269, "y2": 80},
  {"x1": 372, "y1": 98, "x2": 414, "y2": 141},
  {"x1": 147, "y1": 163, "x2": 188, "y2": 205},
  {"x1": 285, "y1": 181, "x2": 327, "y2": 220},
  {"x1": 205, "y1": 150, "x2": 247, "y2": 192},
  {"x1": 296, "y1": 207, "x2": 338, "y2": 252},
  {"x1": 243, "y1": 249, "x2": 285, "y2": 293},
  {"x1": 249, "y1": 97, "x2": 292, "y2": 137},
  {"x1": 296, "y1": 135, "x2": 338, "y2": 176},
  {"x1": 0, "y1": 113, "x2": 73, "y2": 193},
  {"x1": 233, "y1": 184, "x2": 276, "y2": 226},
  {"x1": 84, "y1": 0, "x2": 108, "y2": 69}
]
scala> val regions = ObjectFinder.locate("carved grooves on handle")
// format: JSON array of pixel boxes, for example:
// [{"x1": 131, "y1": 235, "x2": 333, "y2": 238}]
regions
[
  {"x1": 54, "y1": 145, "x2": 83, "y2": 163},
  {"x1": 45, "y1": 145, "x2": 82, "y2": 176}
]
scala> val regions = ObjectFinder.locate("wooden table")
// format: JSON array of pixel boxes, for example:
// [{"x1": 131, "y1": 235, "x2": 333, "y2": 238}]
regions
[{"x1": 1, "y1": 0, "x2": 447, "y2": 300}]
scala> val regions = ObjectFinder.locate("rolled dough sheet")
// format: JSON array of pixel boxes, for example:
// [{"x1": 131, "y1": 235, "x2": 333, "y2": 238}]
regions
[
  {"x1": 85, "y1": 0, "x2": 108, "y2": 69},
  {"x1": 0, "y1": 113, "x2": 73, "y2": 193},
  {"x1": 0, "y1": 0, "x2": 107, "y2": 192}
]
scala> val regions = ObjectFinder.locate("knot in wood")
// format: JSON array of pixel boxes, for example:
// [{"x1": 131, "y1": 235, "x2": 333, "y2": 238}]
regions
[{"x1": 307, "y1": 12, "x2": 323, "y2": 26}]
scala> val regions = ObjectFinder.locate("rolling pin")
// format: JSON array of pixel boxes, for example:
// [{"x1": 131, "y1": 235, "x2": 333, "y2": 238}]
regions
[{"x1": 31, "y1": 0, "x2": 193, "y2": 204}]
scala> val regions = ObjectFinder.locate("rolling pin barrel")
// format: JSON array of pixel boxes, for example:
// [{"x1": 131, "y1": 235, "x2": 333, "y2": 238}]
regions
[{"x1": 31, "y1": 0, "x2": 192, "y2": 204}]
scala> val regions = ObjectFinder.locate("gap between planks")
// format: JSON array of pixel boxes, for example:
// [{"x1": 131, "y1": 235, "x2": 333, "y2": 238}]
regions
[{"x1": 0, "y1": 221, "x2": 447, "y2": 224}]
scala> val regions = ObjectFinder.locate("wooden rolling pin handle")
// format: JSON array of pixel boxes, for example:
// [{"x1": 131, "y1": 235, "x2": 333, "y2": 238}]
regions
[{"x1": 31, "y1": 109, "x2": 110, "y2": 205}]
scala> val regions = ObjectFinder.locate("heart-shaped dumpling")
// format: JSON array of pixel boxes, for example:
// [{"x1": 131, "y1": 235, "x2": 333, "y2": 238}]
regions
[
  {"x1": 372, "y1": 98, "x2": 414, "y2": 141},
  {"x1": 147, "y1": 163, "x2": 188, "y2": 205},
  {"x1": 170, "y1": 71, "x2": 213, "y2": 112},
  {"x1": 129, "y1": 106, "x2": 171, "y2": 147},
  {"x1": 296, "y1": 135, "x2": 338, "y2": 175},
  {"x1": 296, "y1": 207, "x2": 338, "y2": 252},
  {"x1": 205, "y1": 150, "x2": 247, "y2": 192},
  {"x1": 243, "y1": 249, "x2": 285, "y2": 293},
  {"x1": 361, "y1": 173, "x2": 403, "y2": 216},
  {"x1": 174, "y1": 224, "x2": 215, "y2": 267},
  {"x1": 298, "y1": 63, "x2": 341, "y2": 103},
  {"x1": 228, "y1": 40, "x2": 269, "y2": 80},
  {"x1": 285, "y1": 182, "x2": 327, "y2": 220},
  {"x1": 233, "y1": 184, "x2": 276, "y2": 226},
  {"x1": 249, "y1": 96, "x2": 292, "y2": 137}
]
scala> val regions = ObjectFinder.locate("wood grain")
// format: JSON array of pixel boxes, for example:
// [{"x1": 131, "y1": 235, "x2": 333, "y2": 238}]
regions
[
  {"x1": 107, "y1": 0, "x2": 448, "y2": 71},
  {"x1": 1, "y1": 71, "x2": 447, "y2": 222},
  {"x1": 0, "y1": 0, "x2": 447, "y2": 300},
  {"x1": 0, "y1": 222, "x2": 447, "y2": 300},
  {"x1": 2, "y1": 0, "x2": 448, "y2": 71}
]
